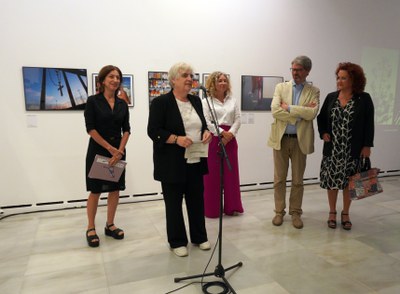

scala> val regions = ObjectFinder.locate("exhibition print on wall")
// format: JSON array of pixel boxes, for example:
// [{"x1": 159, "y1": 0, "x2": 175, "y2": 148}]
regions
[
  {"x1": 189, "y1": 73, "x2": 201, "y2": 97},
  {"x1": 22, "y1": 67, "x2": 88, "y2": 110},
  {"x1": 148, "y1": 71, "x2": 201, "y2": 105},
  {"x1": 200, "y1": 73, "x2": 210, "y2": 98},
  {"x1": 92, "y1": 73, "x2": 134, "y2": 107},
  {"x1": 148, "y1": 71, "x2": 171, "y2": 104},
  {"x1": 241, "y1": 75, "x2": 284, "y2": 111}
]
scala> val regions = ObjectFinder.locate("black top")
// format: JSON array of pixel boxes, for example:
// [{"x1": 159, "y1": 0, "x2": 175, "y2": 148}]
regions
[
  {"x1": 84, "y1": 93, "x2": 130, "y2": 193},
  {"x1": 147, "y1": 90, "x2": 208, "y2": 183},
  {"x1": 317, "y1": 91, "x2": 374, "y2": 158},
  {"x1": 85, "y1": 93, "x2": 130, "y2": 139}
]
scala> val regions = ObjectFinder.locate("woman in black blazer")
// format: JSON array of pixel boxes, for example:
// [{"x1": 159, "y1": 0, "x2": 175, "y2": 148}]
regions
[
  {"x1": 317, "y1": 62, "x2": 374, "y2": 230},
  {"x1": 147, "y1": 62, "x2": 212, "y2": 257}
]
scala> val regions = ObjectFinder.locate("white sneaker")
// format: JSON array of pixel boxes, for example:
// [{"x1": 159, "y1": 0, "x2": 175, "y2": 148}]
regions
[
  {"x1": 199, "y1": 241, "x2": 211, "y2": 250},
  {"x1": 173, "y1": 246, "x2": 188, "y2": 257}
]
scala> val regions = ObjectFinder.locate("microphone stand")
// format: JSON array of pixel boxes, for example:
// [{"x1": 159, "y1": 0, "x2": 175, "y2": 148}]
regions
[{"x1": 174, "y1": 87, "x2": 243, "y2": 294}]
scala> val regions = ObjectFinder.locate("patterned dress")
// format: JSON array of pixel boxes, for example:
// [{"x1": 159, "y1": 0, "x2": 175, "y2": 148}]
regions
[{"x1": 320, "y1": 99, "x2": 358, "y2": 190}]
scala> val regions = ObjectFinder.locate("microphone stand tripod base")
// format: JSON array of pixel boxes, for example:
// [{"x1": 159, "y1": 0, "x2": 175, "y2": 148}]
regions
[{"x1": 174, "y1": 262, "x2": 243, "y2": 294}]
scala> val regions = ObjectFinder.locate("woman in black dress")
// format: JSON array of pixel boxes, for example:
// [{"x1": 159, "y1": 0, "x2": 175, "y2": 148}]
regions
[
  {"x1": 317, "y1": 62, "x2": 374, "y2": 230},
  {"x1": 84, "y1": 65, "x2": 130, "y2": 247}
]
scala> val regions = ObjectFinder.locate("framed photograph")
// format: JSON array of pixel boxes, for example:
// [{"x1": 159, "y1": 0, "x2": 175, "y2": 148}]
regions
[
  {"x1": 241, "y1": 75, "x2": 284, "y2": 111},
  {"x1": 148, "y1": 71, "x2": 201, "y2": 105},
  {"x1": 92, "y1": 73, "x2": 134, "y2": 107},
  {"x1": 22, "y1": 66, "x2": 88, "y2": 110},
  {"x1": 148, "y1": 71, "x2": 171, "y2": 104},
  {"x1": 202, "y1": 73, "x2": 210, "y2": 86},
  {"x1": 92, "y1": 73, "x2": 99, "y2": 94},
  {"x1": 120, "y1": 74, "x2": 134, "y2": 107},
  {"x1": 189, "y1": 73, "x2": 201, "y2": 96}
]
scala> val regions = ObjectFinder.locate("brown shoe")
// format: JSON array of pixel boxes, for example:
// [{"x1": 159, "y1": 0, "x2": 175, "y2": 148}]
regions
[
  {"x1": 272, "y1": 214, "x2": 284, "y2": 226},
  {"x1": 292, "y1": 214, "x2": 303, "y2": 229}
]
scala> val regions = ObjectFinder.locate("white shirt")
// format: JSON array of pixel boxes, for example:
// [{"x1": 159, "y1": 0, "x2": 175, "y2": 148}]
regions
[
  {"x1": 202, "y1": 95, "x2": 241, "y2": 136},
  {"x1": 176, "y1": 98, "x2": 202, "y2": 163}
]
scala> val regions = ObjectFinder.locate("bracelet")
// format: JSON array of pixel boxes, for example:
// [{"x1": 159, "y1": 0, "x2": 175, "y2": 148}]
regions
[{"x1": 174, "y1": 135, "x2": 178, "y2": 144}]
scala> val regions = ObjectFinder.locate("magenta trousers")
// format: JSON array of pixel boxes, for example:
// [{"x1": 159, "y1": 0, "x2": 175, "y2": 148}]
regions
[{"x1": 203, "y1": 126, "x2": 244, "y2": 218}]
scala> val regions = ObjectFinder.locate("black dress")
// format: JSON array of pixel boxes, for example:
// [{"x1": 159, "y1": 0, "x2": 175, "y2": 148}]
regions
[
  {"x1": 320, "y1": 99, "x2": 357, "y2": 190},
  {"x1": 84, "y1": 93, "x2": 130, "y2": 193}
]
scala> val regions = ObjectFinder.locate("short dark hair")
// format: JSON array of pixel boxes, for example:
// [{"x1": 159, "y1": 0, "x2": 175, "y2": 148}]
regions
[
  {"x1": 335, "y1": 62, "x2": 366, "y2": 94},
  {"x1": 97, "y1": 65, "x2": 122, "y2": 93}
]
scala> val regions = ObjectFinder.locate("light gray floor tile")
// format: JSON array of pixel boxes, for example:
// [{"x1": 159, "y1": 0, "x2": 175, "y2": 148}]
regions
[{"x1": 1, "y1": 177, "x2": 400, "y2": 293}]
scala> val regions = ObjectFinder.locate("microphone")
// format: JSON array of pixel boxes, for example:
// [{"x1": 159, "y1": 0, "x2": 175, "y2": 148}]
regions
[{"x1": 198, "y1": 84, "x2": 208, "y2": 97}]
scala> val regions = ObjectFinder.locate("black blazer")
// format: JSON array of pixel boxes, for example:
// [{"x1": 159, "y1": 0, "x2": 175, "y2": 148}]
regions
[
  {"x1": 147, "y1": 90, "x2": 209, "y2": 183},
  {"x1": 317, "y1": 91, "x2": 374, "y2": 158}
]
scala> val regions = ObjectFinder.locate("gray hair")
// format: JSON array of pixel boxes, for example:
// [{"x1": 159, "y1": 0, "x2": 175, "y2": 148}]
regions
[
  {"x1": 291, "y1": 55, "x2": 312, "y2": 71},
  {"x1": 168, "y1": 62, "x2": 194, "y2": 87}
]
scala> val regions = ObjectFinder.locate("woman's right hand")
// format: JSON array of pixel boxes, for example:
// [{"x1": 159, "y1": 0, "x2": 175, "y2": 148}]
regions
[
  {"x1": 221, "y1": 131, "x2": 234, "y2": 142},
  {"x1": 176, "y1": 136, "x2": 193, "y2": 148},
  {"x1": 221, "y1": 137, "x2": 229, "y2": 146},
  {"x1": 322, "y1": 133, "x2": 331, "y2": 142},
  {"x1": 109, "y1": 153, "x2": 122, "y2": 166},
  {"x1": 108, "y1": 146, "x2": 124, "y2": 157}
]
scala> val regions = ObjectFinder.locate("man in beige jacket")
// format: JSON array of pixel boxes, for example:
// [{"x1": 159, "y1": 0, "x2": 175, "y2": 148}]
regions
[{"x1": 268, "y1": 55, "x2": 320, "y2": 229}]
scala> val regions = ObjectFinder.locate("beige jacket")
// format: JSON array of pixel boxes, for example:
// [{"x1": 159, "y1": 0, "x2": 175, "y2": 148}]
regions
[{"x1": 267, "y1": 80, "x2": 320, "y2": 154}]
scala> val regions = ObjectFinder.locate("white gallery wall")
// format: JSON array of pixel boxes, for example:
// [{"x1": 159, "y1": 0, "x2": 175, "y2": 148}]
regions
[{"x1": 1, "y1": 0, "x2": 400, "y2": 212}]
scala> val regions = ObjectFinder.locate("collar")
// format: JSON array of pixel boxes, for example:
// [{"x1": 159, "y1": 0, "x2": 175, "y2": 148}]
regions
[{"x1": 292, "y1": 80, "x2": 306, "y2": 87}]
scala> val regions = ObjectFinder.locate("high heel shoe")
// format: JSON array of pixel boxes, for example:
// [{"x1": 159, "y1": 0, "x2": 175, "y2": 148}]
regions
[
  {"x1": 105, "y1": 223, "x2": 124, "y2": 240},
  {"x1": 341, "y1": 212, "x2": 352, "y2": 230},
  {"x1": 86, "y1": 228, "x2": 100, "y2": 247},
  {"x1": 327, "y1": 211, "x2": 337, "y2": 229}
]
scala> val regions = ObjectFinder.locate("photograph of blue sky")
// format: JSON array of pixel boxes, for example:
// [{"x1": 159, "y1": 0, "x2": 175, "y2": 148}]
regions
[{"x1": 23, "y1": 67, "x2": 88, "y2": 110}]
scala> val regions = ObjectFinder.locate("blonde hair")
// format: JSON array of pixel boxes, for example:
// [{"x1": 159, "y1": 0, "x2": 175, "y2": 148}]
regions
[{"x1": 205, "y1": 71, "x2": 231, "y2": 97}]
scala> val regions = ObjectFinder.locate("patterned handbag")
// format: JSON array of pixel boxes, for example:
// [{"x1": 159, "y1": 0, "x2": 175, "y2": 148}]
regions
[{"x1": 349, "y1": 157, "x2": 383, "y2": 200}]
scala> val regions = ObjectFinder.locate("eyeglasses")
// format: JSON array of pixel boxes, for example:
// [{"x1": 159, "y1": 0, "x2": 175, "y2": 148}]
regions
[
  {"x1": 290, "y1": 68, "x2": 305, "y2": 73},
  {"x1": 181, "y1": 73, "x2": 194, "y2": 79}
]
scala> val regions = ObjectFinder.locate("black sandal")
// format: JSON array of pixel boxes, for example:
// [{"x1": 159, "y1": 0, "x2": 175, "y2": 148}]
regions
[
  {"x1": 327, "y1": 211, "x2": 337, "y2": 229},
  {"x1": 341, "y1": 212, "x2": 352, "y2": 230},
  {"x1": 86, "y1": 228, "x2": 100, "y2": 247},
  {"x1": 105, "y1": 223, "x2": 124, "y2": 240}
]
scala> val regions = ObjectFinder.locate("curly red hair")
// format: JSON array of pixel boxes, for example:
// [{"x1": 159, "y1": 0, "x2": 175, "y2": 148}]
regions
[{"x1": 335, "y1": 62, "x2": 366, "y2": 94}]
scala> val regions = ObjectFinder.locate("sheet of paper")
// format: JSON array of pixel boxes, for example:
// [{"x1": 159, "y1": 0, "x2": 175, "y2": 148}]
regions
[{"x1": 184, "y1": 142, "x2": 209, "y2": 159}]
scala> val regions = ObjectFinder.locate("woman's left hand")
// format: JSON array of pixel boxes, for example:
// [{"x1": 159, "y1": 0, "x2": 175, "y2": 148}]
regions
[
  {"x1": 221, "y1": 131, "x2": 234, "y2": 142},
  {"x1": 360, "y1": 147, "x2": 371, "y2": 158},
  {"x1": 109, "y1": 152, "x2": 123, "y2": 166},
  {"x1": 202, "y1": 131, "x2": 212, "y2": 144}
]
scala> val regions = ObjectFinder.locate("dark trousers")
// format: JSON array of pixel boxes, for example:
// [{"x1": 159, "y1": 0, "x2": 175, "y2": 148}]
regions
[{"x1": 161, "y1": 163, "x2": 208, "y2": 248}]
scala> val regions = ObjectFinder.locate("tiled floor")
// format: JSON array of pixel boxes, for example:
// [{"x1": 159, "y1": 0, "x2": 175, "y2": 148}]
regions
[{"x1": 1, "y1": 177, "x2": 400, "y2": 294}]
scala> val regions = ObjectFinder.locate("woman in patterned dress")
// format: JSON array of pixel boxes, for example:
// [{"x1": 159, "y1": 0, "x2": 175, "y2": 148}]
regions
[{"x1": 317, "y1": 62, "x2": 374, "y2": 230}]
